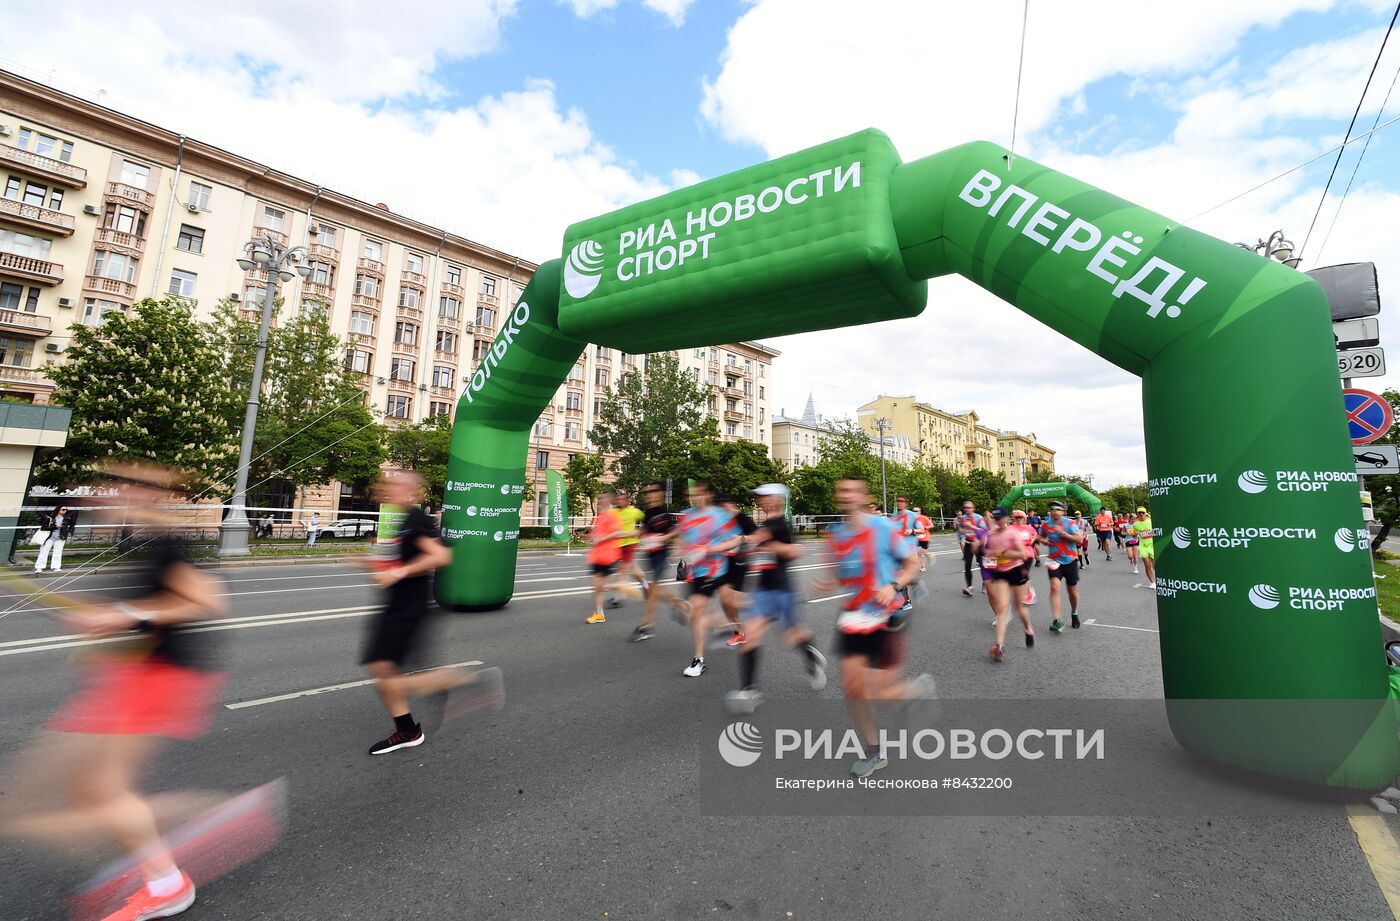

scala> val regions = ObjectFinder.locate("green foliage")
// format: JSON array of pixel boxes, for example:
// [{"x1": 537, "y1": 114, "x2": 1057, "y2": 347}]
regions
[
  {"x1": 1363, "y1": 390, "x2": 1400, "y2": 546},
  {"x1": 386, "y1": 414, "x2": 452, "y2": 504},
  {"x1": 1099, "y1": 482, "x2": 1149, "y2": 517},
  {"x1": 788, "y1": 418, "x2": 939, "y2": 516},
  {"x1": 588, "y1": 351, "x2": 719, "y2": 496},
  {"x1": 42, "y1": 297, "x2": 243, "y2": 489},
  {"x1": 654, "y1": 438, "x2": 786, "y2": 507},
  {"x1": 563, "y1": 451, "x2": 605, "y2": 516}
]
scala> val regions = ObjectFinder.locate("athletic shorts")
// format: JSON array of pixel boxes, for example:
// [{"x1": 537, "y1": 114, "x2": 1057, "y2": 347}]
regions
[
  {"x1": 647, "y1": 550, "x2": 670, "y2": 583},
  {"x1": 361, "y1": 602, "x2": 432, "y2": 666},
  {"x1": 619, "y1": 544, "x2": 636, "y2": 564},
  {"x1": 979, "y1": 560, "x2": 993, "y2": 582},
  {"x1": 837, "y1": 627, "x2": 906, "y2": 669},
  {"x1": 1096, "y1": 530, "x2": 1112, "y2": 542},
  {"x1": 990, "y1": 564, "x2": 1029, "y2": 587},
  {"x1": 1048, "y1": 559, "x2": 1080, "y2": 586},
  {"x1": 48, "y1": 658, "x2": 224, "y2": 740},
  {"x1": 1139, "y1": 543, "x2": 1155, "y2": 561},
  {"x1": 748, "y1": 588, "x2": 798, "y2": 629},
  {"x1": 591, "y1": 561, "x2": 619, "y2": 576},
  {"x1": 1124, "y1": 537, "x2": 1139, "y2": 546},
  {"x1": 917, "y1": 539, "x2": 929, "y2": 550},
  {"x1": 689, "y1": 575, "x2": 724, "y2": 597},
  {"x1": 724, "y1": 562, "x2": 748, "y2": 591}
]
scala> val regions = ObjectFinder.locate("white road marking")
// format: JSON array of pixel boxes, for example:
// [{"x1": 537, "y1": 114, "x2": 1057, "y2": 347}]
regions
[
  {"x1": 1084, "y1": 621, "x2": 1159, "y2": 633},
  {"x1": 807, "y1": 593, "x2": 851, "y2": 604},
  {"x1": 224, "y1": 660, "x2": 482, "y2": 710}
]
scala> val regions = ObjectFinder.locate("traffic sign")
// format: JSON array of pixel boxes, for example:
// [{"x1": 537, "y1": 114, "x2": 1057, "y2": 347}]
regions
[
  {"x1": 1354, "y1": 444, "x2": 1400, "y2": 475},
  {"x1": 1344, "y1": 388, "x2": 1393, "y2": 445},
  {"x1": 1335, "y1": 317, "x2": 1380, "y2": 350},
  {"x1": 1338, "y1": 346, "x2": 1386, "y2": 379}
]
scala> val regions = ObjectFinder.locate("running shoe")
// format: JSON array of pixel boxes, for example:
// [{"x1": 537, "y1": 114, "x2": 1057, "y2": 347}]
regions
[
  {"x1": 95, "y1": 871, "x2": 196, "y2": 921},
  {"x1": 683, "y1": 657, "x2": 707, "y2": 677},
  {"x1": 639, "y1": 577, "x2": 650, "y2": 593},
  {"x1": 961, "y1": 587, "x2": 973, "y2": 597},
  {"x1": 806, "y1": 648, "x2": 828, "y2": 691},
  {"x1": 726, "y1": 630, "x2": 747, "y2": 648},
  {"x1": 1132, "y1": 566, "x2": 1138, "y2": 574},
  {"x1": 1050, "y1": 619, "x2": 1065, "y2": 634},
  {"x1": 989, "y1": 643, "x2": 1004, "y2": 663},
  {"x1": 1022, "y1": 586, "x2": 1037, "y2": 606},
  {"x1": 631, "y1": 625, "x2": 654, "y2": 642},
  {"x1": 899, "y1": 600, "x2": 913, "y2": 612},
  {"x1": 605, "y1": 598, "x2": 622, "y2": 609},
  {"x1": 586, "y1": 611, "x2": 606, "y2": 624},
  {"x1": 851, "y1": 753, "x2": 888, "y2": 778},
  {"x1": 368, "y1": 726, "x2": 424, "y2": 755},
  {"x1": 724, "y1": 688, "x2": 763, "y2": 714},
  {"x1": 1024, "y1": 628, "x2": 1035, "y2": 648},
  {"x1": 1071, "y1": 613, "x2": 1081, "y2": 629},
  {"x1": 1147, "y1": 582, "x2": 1157, "y2": 591}
]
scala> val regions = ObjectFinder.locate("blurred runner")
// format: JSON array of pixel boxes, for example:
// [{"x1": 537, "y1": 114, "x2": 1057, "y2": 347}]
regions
[
  {"x1": 1131, "y1": 507, "x2": 1156, "y2": 589},
  {"x1": 717, "y1": 493, "x2": 757, "y2": 647},
  {"x1": 813, "y1": 476, "x2": 931, "y2": 778},
  {"x1": 632, "y1": 482, "x2": 687, "y2": 642},
  {"x1": 677, "y1": 480, "x2": 741, "y2": 677},
  {"x1": 983, "y1": 508, "x2": 1032, "y2": 662},
  {"x1": 955, "y1": 500, "x2": 986, "y2": 598},
  {"x1": 611, "y1": 491, "x2": 648, "y2": 607},
  {"x1": 1040, "y1": 501, "x2": 1084, "y2": 633},
  {"x1": 1123, "y1": 513, "x2": 1141, "y2": 573},
  {"x1": 725, "y1": 484, "x2": 826, "y2": 712},
  {"x1": 586, "y1": 490, "x2": 625, "y2": 625},
  {"x1": 1010, "y1": 509, "x2": 1038, "y2": 607},
  {"x1": 891, "y1": 496, "x2": 919, "y2": 610},
  {"x1": 913, "y1": 506, "x2": 932, "y2": 572},
  {"x1": 362, "y1": 470, "x2": 503, "y2": 755}
]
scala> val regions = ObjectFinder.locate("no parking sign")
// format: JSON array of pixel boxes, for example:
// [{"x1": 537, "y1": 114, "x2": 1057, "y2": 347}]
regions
[{"x1": 1343, "y1": 388, "x2": 1393, "y2": 445}]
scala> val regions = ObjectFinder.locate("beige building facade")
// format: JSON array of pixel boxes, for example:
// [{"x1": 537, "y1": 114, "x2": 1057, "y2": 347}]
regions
[
  {"x1": 856, "y1": 394, "x2": 1054, "y2": 477},
  {"x1": 772, "y1": 396, "x2": 917, "y2": 471},
  {"x1": 996, "y1": 430, "x2": 1056, "y2": 483}
]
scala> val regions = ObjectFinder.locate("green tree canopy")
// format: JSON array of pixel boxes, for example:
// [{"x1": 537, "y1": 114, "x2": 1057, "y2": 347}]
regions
[
  {"x1": 654, "y1": 438, "x2": 786, "y2": 508},
  {"x1": 563, "y1": 451, "x2": 605, "y2": 516},
  {"x1": 386, "y1": 414, "x2": 452, "y2": 505}
]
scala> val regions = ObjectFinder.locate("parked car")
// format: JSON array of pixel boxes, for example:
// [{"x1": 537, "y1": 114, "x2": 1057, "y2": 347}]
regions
[
  {"x1": 306, "y1": 518, "x2": 377, "y2": 539},
  {"x1": 1355, "y1": 451, "x2": 1391, "y2": 468}
]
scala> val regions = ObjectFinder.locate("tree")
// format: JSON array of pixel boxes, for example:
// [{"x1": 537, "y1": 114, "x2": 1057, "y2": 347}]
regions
[
  {"x1": 588, "y1": 351, "x2": 719, "y2": 496},
  {"x1": 1365, "y1": 389, "x2": 1400, "y2": 550},
  {"x1": 41, "y1": 297, "x2": 243, "y2": 489},
  {"x1": 789, "y1": 418, "x2": 879, "y2": 516},
  {"x1": 210, "y1": 300, "x2": 385, "y2": 503},
  {"x1": 655, "y1": 438, "x2": 786, "y2": 507},
  {"x1": 563, "y1": 451, "x2": 605, "y2": 516},
  {"x1": 386, "y1": 414, "x2": 452, "y2": 505},
  {"x1": 964, "y1": 468, "x2": 1013, "y2": 513}
]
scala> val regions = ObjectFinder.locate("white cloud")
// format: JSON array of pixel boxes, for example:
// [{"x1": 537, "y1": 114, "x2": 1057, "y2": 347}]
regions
[{"x1": 558, "y1": 0, "x2": 698, "y2": 26}]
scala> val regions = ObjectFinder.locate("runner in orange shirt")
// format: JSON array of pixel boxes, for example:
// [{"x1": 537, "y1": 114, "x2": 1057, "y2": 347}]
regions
[
  {"x1": 913, "y1": 506, "x2": 933, "y2": 573},
  {"x1": 586, "y1": 491, "x2": 628, "y2": 624},
  {"x1": 1094, "y1": 508, "x2": 1115, "y2": 562}
]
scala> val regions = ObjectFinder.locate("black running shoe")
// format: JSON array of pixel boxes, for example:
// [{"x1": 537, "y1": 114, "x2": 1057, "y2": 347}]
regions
[
  {"x1": 369, "y1": 726, "x2": 424, "y2": 755},
  {"x1": 631, "y1": 625, "x2": 654, "y2": 642},
  {"x1": 1025, "y1": 630, "x2": 1035, "y2": 648},
  {"x1": 1071, "y1": 613, "x2": 1081, "y2": 629}
]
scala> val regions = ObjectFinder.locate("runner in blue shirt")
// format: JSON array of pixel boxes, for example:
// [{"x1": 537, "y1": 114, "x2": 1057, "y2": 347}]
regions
[
  {"x1": 1038, "y1": 501, "x2": 1084, "y2": 633},
  {"x1": 676, "y1": 480, "x2": 740, "y2": 677}
]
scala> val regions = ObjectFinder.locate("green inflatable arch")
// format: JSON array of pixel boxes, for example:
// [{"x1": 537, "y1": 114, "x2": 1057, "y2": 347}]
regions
[
  {"x1": 998, "y1": 482, "x2": 1102, "y2": 516},
  {"x1": 436, "y1": 131, "x2": 1396, "y2": 789}
]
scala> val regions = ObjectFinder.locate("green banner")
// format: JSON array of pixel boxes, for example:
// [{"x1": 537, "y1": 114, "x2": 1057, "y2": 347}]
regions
[
  {"x1": 999, "y1": 482, "x2": 1101, "y2": 514},
  {"x1": 546, "y1": 469, "x2": 568, "y2": 543}
]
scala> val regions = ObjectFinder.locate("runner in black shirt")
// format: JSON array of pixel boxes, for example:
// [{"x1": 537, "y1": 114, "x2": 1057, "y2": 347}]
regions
[
  {"x1": 362, "y1": 471, "x2": 503, "y2": 756},
  {"x1": 724, "y1": 484, "x2": 826, "y2": 713},
  {"x1": 632, "y1": 482, "x2": 688, "y2": 642},
  {"x1": 717, "y1": 494, "x2": 756, "y2": 647}
]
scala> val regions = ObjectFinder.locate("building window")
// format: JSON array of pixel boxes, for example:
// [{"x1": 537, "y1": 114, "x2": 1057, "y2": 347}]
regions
[
  {"x1": 188, "y1": 181, "x2": 212, "y2": 210},
  {"x1": 390, "y1": 357, "x2": 415, "y2": 381},
  {"x1": 439, "y1": 296, "x2": 460, "y2": 319},
  {"x1": 429, "y1": 401, "x2": 451, "y2": 417},
  {"x1": 406, "y1": 252, "x2": 424, "y2": 274},
  {"x1": 759, "y1": 408, "x2": 765, "y2": 423},
  {"x1": 118, "y1": 160, "x2": 150, "y2": 188},
  {"x1": 386, "y1": 395, "x2": 411, "y2": 419},
  {"x1": 0, "y1": 283, "x2": 23, "y2": 311},
  {"x1": 167, "y1": 269, "x2": 197, "y2": 297},
  {"x1": 103, "y1": 203, "x2": 146, "y2": 236},
  {"x1": 394, "y1": 322, "x2": 417, "y2": 346},
  {"x1": 308, "y1": 261, "x2": 334, "y2": 285},
  {"x1": 565, "y1": 420, "x2": 581, "y2": 441},
  {"x1": 726, "y1": 399, "x2": 737, "y2": 412},
  {"x1": 535, "y1": 418, "x2": 553, "y2": 437},
  {"x1": 244, "y1": 285, "x2": 265, "y2": 305},
  {"x1": 565, "y1": 391, "x2": 582, "y2": 411},
  {"x1": 475, "y1": 305, "x2": 496, "y2": 327},
  {"x1": 593, "y1": 398, "x2": 604, "y2": 416},
  {"x1": 568, "y1": 363, "x2": 583, "y2": 382},
  {"x1": 472, "y1": 338, "x2": 491, "y2": 362},
  {"x1": 349, "y1": 311, "x2": 375, "y2": 335},
  {"x1": 595, "y1": 368, "x2": 609, "y2": 388},
  {"x1": 398, "y1": 286, "x2": 420, "y2": 309},
  {"x1": 92, "y1": 251, "x2": 136, "y2": 282},
  {"x1": 80, "y1": 298, "x2": 122, "y2": 327},
  {"x1": 19, "y1": 129, "x2": 74, "y2": 163},
  {"x1": 354, "y1": 274, "x2": 379, "y2": 298},
  {"x1": 435, "y1": 331, "x2": 457, "y2": 353},
  {"x1": 1, "y1": 177, "x2": 17, "y2": 200},
  {"x1": 446, "y1": 264, "x2": 462, "y2": 286},
  {"x1": 362, "y1": 239, "x2": 383, "y2": 261},
  {"x1": 432, "y1": 365, "x2": 453, "y2": 388},
  {"x1": 0, "y1": 337, "x2": 32, "y2": 367},
  {"x1": 261, "y1": 205, "x2": 286, "y2": 231},
  {"x1": 744, "y1": 425, "x2": 753, "y2": 438},
  {"x1": 345, "y1": 348, "x2": 372, "y2": 373},
  {"x1": 299, "y1": 299, "x2": 325, "y2": 317},
  {"x1": 596, "y1": 346, "x2": 609, "y2": 359},
  {"x1": 480, "y1": 275, "x2": 497, "y2": 296},
  {"x1": 727, "y1": 423, "x2": 737, "y2": 436},
  {"x1": 536, "y1": 450, "x2": 549, "y2": 470},
  {"x1": 176, "y1": 224, "x2": 204, "y2": 254},
  {"x1": 759, "y1": 386, "x2": 765, "y2": 399}
]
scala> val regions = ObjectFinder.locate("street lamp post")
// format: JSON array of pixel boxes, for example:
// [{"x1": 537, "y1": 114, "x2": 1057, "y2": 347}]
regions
[
  {"x1": 875, "y1": 417, "x2": 890, "y2": 513},
  {"x1": 1234, "y1": 230, "x2": 1301, "y2": 268},
  {"x1": 217, "y1": 233, "x2": 311, "y2": 557}
]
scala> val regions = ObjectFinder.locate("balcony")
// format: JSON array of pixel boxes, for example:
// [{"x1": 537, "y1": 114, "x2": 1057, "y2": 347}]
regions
[
  {"x1": 435, "y1": 311, "x2": 461, "y2": 327},
  {"x1": 308, "y1": 242, "x2": 340, "y2": 262},
  {"x1": 430, "y1": 385, "x2": 454, "y2": 400},
  {"x1": 0, "y1": 365, "x2": 55, "y2": 389},
  {"x1": 105, "y1": 182, "x2": 154, "y2": 210},
  {"x1": 351, "y1": 292, "x2": 381, "y2": 311},
  {"x1": 401, "y1": 270, "x2": 426, "y2": 287},
  {"x1": 396, "y1": 305, "x2": 423, "y2": 322},
  {"x1": 387, "y1": 377, "x2": 415, "y2": 393},
  {"x1": 0, "y1": 309, "x2": 52, "y2": 338},
  {"x1": 2, "y1": 253, "x2": 64, "y2": 286},
  {"x1": 0, "y1": 146, "x2": 87, "y2": 189},
  {"x1": 477, "y1": 292, "x2": 499, "y2": 307},
  {"x1": 253, "y1": 227, "x2": 288, "y2": 247},
  {"x1": 303, "y1": 280, "x2": 335, "y2": 300},
  {"x1": 357, "y1": 257, "x2": 385, "y2": 276},
  {"x1": 93, "y1": 227, "x2": 144, "y2": 254},
  {"x1": 238, "y1": 306, "x2": 279, "y2": 328},
  {"x1": 347, "y1": 331, "x2": 374, "y2": 347},
  {"x1": 392, "y1": 340, "x2": 418, "y2": 357},
  {"x1": 0, "y1": 197, "x2": 75, "y2": 236},
  {"x1": 83, "y1": 274, "x2": 135, "y2": 300},
  {"x1": 441, "y1": 282, "x2": 464, "y2": 299},
  {"x1": 723, "y1": 409, "x2": 745, "y2": 422}
]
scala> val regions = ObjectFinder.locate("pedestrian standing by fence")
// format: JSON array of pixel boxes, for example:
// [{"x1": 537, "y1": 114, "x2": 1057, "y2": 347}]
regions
[
  {"x1": 34, "y1": 505, "x2": 75, "y2": 574},
  {"x1": 305, "y1": 511, "x2": 320, "y2": 548}
]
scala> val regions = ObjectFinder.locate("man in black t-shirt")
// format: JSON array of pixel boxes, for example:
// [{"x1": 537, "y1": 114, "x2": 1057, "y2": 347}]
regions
[
  {"x1": 724, "y1": 484, "x2": 827, "y2": 714},
  {"x1": 717, "y1": 494, "x2": 757, "y2": 647},
  {"x1": 632, "y1": 481, "x2": 688, "y2": 642},
  {"x1": 361, "y1": 471, "x2": 503, "y2": 756}
]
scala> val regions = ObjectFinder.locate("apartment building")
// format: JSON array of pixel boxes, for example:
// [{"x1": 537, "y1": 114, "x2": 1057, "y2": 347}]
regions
[
  {"x1": 995, "y1": 430, "x2": 1056, "y2": 482},
  {"x1": 771, "y1": 395, "x2": 917, "y2": 470},
  {"x1": 0, "y1": 71, "x2": 778, "y2": 519},
  {"x1": 676, "y1": 341, "x2": 780, "y2": 445},
  {"x1": 856, "y1": 394, "x2": 1054, "y2": 476}
]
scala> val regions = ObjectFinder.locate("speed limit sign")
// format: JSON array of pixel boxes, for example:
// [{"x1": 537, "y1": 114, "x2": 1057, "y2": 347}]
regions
[{"x1": 1337, "y1": 347, "x2": 1386, "y2": 379}]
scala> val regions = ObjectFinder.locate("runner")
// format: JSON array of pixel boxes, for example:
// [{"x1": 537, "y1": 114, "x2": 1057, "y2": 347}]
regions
[
  {"x1": 362, "y1": 470, "x2": 503, "y2": 755},
  {"x1": 610, "y1": 491, "x2": 648, "y2": 607},
  {"x1": 677, "y1": 480, "x2": 742, "y2": 677},
  {"x1": 955, "y1": 500, "x2": 987, "y2": 597},
  {"x1": 913, "y1": 506, "x2": 933, "y2": 573},
  {"x1": 1094, "y1": 508, "x2": 1115, "y2": 561},
  {"x1": 725, "y1": 484, "x2": 827, "y2": 712},
  {"x1": 982, "y1": 508, "x2": 1033, "y2": 662},
  {"x1": 891, "y1": 496, "x2": 920, "y2": 610},
  {"x1": 717, "y1": 493, "x2": 758, "y2": 647},
  {"x1": 1010, "y1": 509, "x2": 1038, "y2": 607},
  {"x1": 632, "y1": 481, "x2": 688, "y2": 642},
  {"x1": 586, "y1": 490, "x2": 624, "y2": 625},
  {"x1": 811, "y1": 475, "x2": 932, "y2": 777},
  {"x1": 1072, "y1": 510, "x2": 1091, "y2": 568},
  {"x1": 1114, "y1": 512, "x2": 1128, "y2": 551},
  {"x1": 1123, "y1": 513, "x2": 1141, "y2": 573},
  {"x1": 1040, "y1": 501, "x2": 1084, "y2": 633},
  {"x1": 1131, "y1": 506, "x2": 1157, "y2": 589}
]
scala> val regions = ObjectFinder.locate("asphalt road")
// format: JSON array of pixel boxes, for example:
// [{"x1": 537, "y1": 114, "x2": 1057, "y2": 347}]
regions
[{"x1": 0, "y1": 536, "x2": 1395, "y2": 920}]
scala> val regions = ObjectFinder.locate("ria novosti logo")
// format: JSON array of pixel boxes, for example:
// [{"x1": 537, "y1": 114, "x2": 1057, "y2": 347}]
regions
[
  {"x1": 1237, "y1": 470, "x2": 1268, "y2": 494},
  {"x1": 1237, "y1": 468, "x2": 1357, "y2": 494},
  {"x1": 718, "y1": 721, "x2": 764, "y2": 767},
  {"x1": 564, "y1": 240, "x2": 605, "y2": 299},
  {"x1": 1249, "y1": 581, "x2": 1375, "y2": 611},
  {"x1": 1248, "y1": 584, "x2": 1281, "y2": 609},
  {"x1": 1333, "y1": 527, "x2": 1368, "y2": 553},
  {"x1": 1171, "y1": 527, "x2": 1191, "y2": 549}
]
